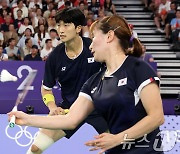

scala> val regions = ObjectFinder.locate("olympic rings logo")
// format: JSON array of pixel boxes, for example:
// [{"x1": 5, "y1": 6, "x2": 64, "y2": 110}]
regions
[{"x1": 5, "y1": 125, "x2": 38, "y2": 147}]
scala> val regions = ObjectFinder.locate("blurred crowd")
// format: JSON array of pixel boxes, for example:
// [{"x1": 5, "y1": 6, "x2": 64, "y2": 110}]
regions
[
  {"x1": 0, "y1": 0, "x2": 117, "y2": 61},
  {"x1": 0, "y1": 0, "x2": 179, "y2": 62},
  {"x1": 142, "y1": 0, "x2": 180, "y2": 49}
]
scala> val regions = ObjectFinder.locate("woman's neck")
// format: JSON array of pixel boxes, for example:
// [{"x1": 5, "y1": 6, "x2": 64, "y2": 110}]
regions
[{"x1": 105, "y1": 52, "x2": 127, "y2": 75}]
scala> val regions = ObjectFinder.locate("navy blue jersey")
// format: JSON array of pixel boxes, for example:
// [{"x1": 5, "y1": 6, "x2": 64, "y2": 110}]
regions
[
  {"x1": 43, "y1": 37, "x2": 101, "y2": 107},
  {"x1": 80, "y1": 56, "x2": 162, "y2": 153}
]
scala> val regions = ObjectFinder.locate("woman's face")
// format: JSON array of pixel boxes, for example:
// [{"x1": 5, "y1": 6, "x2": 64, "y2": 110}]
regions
[
  {"x1": 39, "y1": 25, "x2": 45, "y2": 31},
  {"x1": 90, "y1": 28, "x2": 107, "y2": 62}
]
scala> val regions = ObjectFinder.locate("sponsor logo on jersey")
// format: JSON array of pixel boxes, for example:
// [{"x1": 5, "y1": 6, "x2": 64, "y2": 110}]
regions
[
  {"x1": 91, "y1": 87, "x2": 97, "y2": 94},
  {"x1": 61, "y1": 67, "x2": 66, "y2": 71}
]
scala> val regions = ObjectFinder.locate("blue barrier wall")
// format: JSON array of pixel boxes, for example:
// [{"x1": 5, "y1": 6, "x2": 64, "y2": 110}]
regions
[{"x1": 0, "y1": 61, "x2": 179, "y2": 115}]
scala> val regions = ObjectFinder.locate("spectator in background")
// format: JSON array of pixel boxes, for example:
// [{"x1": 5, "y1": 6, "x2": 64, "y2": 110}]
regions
[
  {"x1": 149, "y1": 0, "x2": 161, "y2": 18},
  {"x1": 34, "y1": 24, "x2": 50, "y2": 48},
  {"x1": 78, "y1": 0, "x2": 86, "y2": 12},
  {"x1": 0, "y1": 32, "x2": 4, "y2": 46},
  {"x1": 141, "y1": 44, "x2": 154, "y2": 63},
  {"x1": 17, "y1": 28, "x2": 39, "y2": 50},
  {"x1": 28, "y1": 0, "x2": 43, "y2": 10},
  {"x1": 0, "y1": 0, "x2": 11, "y2": 17},
  {"x1": 14, "y1": 9, "x2": 24, "y2": 30},
  {"x1": 0, "y1": 44, "x2": 8, "y2": 61},
  {"x1": 49, "y1": 9, "x2": 57, "y2": 18},
  {"x1": 3, "y1": 24, "x2": 19, "y2": 46},
  {"x1": 28, "y1": 9, "x2": 39, "y2": 28},
  {"x1": 21, "y1": 38, "x2": 33, "y2": 58},
  {"x1": 103, "y1": 0, "x2": 116, "y2": 15},
  {"x1": 57, "y1": 0, "x2": 65, "y2": 10},
  {"x1": 43, "y1": 2, "x2": 55, "y2": 19},
  {"x1": 18, "y1": 17, "x2": 35, "y2": 36},
  {"x1": 0, "y1": 15, "x2": 13, "y2": 32},
  {"x1": 40, "y1": 39, "x2": 53, "y2": 61},
  {"x1": 47, "y1": 17, "x2": 57, "y2": 32},
  {"x1": 88, "y1": 0, "x2": 101, "y2": 19},
  {"x1": 98, "y1": 9, "x2": 105, "y2": 20},
  {"x1": 129, "y1": 24, "x2": 138, "y2": 38},
  {"x1": 41, "y1": 29, "x2": 60, "y2": 48},
  {"x1": 170, "y1": 6, "x2": 180, "y2": 49},
  {"x1": 34, "y1": 17, "x2": 48, "y2": 33},
  {"x1": 35, "y1": 8, "x2": 43, "y2": 21},
  {"x1": 141, "y1": 44, "x2": 161, "y2": 78},
  {"x1": 0, "y1": 8, "x2": 12, "y2": 25},
  {"x1": 164, "y1": 1, "x2": 177, "y2": 39},
  {"x1": 13, "y1": 0, "x2": 28, "y2": 20},
  {"x1": 24, "y1": 44, "x2": 42, "y2": 61},
  {"x1": 3, "y1": 38, "x2": 21, "y2": 60},
  {"x1": 154, "y1": 0, "x2": 171, "y2": 33}
]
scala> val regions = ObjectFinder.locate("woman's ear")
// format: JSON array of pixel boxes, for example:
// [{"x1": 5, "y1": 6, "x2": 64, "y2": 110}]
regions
[{"x1": 107, "y1": 30, "x2": 114, "y2": 43}]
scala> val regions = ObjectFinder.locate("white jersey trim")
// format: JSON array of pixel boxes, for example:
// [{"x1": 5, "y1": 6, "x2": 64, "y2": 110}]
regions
[
  {"x1": 137, "y1": 77, "x2": 160, "y2": 96},
  {"x1": 42, "y1": 85, "x2": 52, "y2": 90},
  {"x1": 79, "y1": 92, "x2": 92, "y2": 102}
]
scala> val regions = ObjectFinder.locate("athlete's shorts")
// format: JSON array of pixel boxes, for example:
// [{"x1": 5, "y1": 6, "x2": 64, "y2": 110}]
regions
[{"x1": 59, "y1": 101, "x2": 109, "y2": 139}]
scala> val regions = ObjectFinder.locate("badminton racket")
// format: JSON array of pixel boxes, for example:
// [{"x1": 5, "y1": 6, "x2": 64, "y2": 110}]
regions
[{"x1": 9, "y1": 70, "x2": 37, "y2": 128}]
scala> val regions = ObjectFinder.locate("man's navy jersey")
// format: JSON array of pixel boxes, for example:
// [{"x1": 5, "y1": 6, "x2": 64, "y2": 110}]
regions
[
  {"x1": 43, "y1": 37, "x2": 101, "y2": 108},
  {"x1": 80, "y1": 56, "x2": 163, "y2": 154}
]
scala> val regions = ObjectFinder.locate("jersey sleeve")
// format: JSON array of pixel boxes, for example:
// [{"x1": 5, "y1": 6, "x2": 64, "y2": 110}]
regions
[
  {"x1": 42, "y1": 52, "x2": 57, "y2": 90},
  {"x1": 79, "y1": 75, "x2": 96, "y2": 102},
  {"x1": 134, "y1": 60, "x2": 160, "y2": 96}
]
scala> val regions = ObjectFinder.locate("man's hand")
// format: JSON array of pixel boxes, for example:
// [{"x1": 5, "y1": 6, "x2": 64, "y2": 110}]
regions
[{"x1": 49, "y1": 107, "x2": 67, "y2": 116}]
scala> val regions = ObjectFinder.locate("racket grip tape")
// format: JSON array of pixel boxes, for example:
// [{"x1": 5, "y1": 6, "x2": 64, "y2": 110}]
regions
[{"x1": 9, "y1": 106, "x2": 17, "y2": 128}]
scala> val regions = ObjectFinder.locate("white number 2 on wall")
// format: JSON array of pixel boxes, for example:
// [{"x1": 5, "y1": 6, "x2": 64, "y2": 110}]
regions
[{"x1": 17, "y1": 65, "x2": 35, "y2": 91}]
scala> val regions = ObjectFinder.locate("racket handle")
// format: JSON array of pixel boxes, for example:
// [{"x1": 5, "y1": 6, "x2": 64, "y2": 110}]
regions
[
  {"x1": 9, "y1": 106, "x2": 17, "y2": 128},
  {"x1": 9, "y1": 115, "x2": 16, "y2": 128}
]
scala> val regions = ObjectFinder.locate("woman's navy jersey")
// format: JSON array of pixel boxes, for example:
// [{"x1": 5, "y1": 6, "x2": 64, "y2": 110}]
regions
[
  {"x1": 43, "y1": 37, "x2": 101, "y2": 108},
  {"x1": 80, "y1": 56, "x2": 163, "y2": 154}
]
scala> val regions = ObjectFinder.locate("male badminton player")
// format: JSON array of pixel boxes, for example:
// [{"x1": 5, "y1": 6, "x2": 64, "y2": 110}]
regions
[{"x1": 26, "y1": 8, "x2": 108, "y2": 154}]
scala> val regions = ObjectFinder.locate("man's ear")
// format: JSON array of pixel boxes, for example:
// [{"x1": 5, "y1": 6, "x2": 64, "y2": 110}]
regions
[
  {"x1": 76, "y1": 25, "x2": 82, "y2": 34},
  {"x1": 107, "y1": 30, "x2": 115, "y2": 43}
]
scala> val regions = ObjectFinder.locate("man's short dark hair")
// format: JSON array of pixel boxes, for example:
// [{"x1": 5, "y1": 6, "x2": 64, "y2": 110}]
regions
[
  {"x1": 45, "y1": 39, "x2": 52, "y2": 44},
  {"x1": 50, "y1": 29, "x2": 57, "y2": 33},
  {"x1": 8, "y1": 38, "x2": 15, "y2": 44},
  {"x1": 55, "y1": 8, "x2": 86, "y2": 27}
]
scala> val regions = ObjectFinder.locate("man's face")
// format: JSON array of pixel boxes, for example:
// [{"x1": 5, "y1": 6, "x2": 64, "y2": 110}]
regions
[
  {"x1": 10, "y1": 40, "x2": 16, "y2": 46},
  {"x1": 27, "y1": 39, "x2": 33, "y2": 47},
  {"x1": 25, "y1": 29, "x2": 31, "y2": 37},
  {"x1": 46, "y1": 41, "x2": 52, "y2": 48},
  {"x1": 161, "y1": 0, "x2": 166, "y2": 5},
  {"x1": 57, "y1": 21, "x2": 80, "y2": 42}
]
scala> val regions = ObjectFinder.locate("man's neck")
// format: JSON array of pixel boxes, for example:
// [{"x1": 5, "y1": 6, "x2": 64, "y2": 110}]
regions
[
  {"x1": 9, "y1": 45, "x2": 14, "y2": 49},
  {"x1": 65, "y1": 36, "x2": 82, "y2": 54}
]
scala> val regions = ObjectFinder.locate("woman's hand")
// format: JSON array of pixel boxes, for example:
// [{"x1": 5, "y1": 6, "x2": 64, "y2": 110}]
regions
[
  {"x1": 8, "y1": 111, "x2": 29, "y2": 126},
  {"x1": 85, "y1": 133, "x2": 121, "y2": 154}
]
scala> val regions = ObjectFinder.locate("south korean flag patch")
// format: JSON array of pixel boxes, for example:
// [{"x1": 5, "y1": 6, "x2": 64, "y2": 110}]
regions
[
  {"x1": 118, "y1": 78, "x2": 127, "y2": 87},
  {"x1": 87, "y1": 57, "x2": 94, "y2": 63}
]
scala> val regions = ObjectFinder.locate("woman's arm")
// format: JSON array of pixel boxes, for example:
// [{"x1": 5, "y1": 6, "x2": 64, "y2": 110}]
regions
[
  {"x1": 8, "y1": 95, "x2": 95, "y2": 130},
  {"x1": 117, "y1": 82, "x2": 164, "y2": 141},
  {"x1": 85, "y1": 82, "x2": 164, "y2": 153}
]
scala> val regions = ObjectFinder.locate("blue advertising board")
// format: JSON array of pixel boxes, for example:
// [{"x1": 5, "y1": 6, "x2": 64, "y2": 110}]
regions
[{"x1": 0, "y1": 61, "x2": 62, "y2": 114}]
